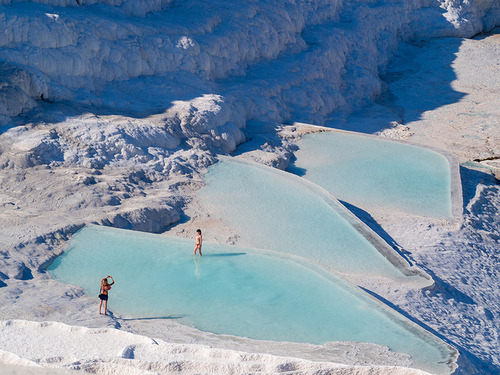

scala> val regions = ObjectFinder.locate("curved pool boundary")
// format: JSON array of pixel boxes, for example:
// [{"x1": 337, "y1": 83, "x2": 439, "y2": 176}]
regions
[
  {"x1": 221, "y1": 156, "x2": 434, "y2": 287},
  {"x1": 52, "y1": 224, "x2": 458, "y2": 374},
  {"x1": 159, "y1": 228, "x2": 459, "y2": 375},
  {"x1": 211, "y1": 239, "x2": 459, "y2": 375},
  {"x1": 288, "y1": 122, "x2": 463, "y2": 221}
]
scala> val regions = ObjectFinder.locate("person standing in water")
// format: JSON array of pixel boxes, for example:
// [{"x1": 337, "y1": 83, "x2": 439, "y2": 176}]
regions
[
  {"x1": 194, "y1": 229, "x2": 203, "y2": 256},
  {"x1": 99, "y1": 275, "x2": 114, "y2": 315}
]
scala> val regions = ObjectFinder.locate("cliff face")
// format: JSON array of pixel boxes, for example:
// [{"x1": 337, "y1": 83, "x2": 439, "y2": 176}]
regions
[
  {"x1": 0, "y1": 0, "x2": 498, "y2": 177},
  {"x1": 0, "y1": 0, "x2": 498, "y2": 134}
]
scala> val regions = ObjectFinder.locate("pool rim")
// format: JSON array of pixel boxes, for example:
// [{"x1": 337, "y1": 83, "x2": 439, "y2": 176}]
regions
[
  {"x1": 213, "y1": 156, "x2": 434, "y2": 287},
  {"x1": 287, "y1": 122, "x2": 463, "y2": 221},
  {"x1": 48, "y1": 224, "x2": 459, "y2": 374}
]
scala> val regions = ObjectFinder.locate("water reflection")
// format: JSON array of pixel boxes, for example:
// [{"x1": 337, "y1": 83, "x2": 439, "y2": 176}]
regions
[
  {"x1": 193, "y1": 255, "x2": 202, "y2": 279},
  {"x1": 193, "y1": 253, "x2": 246, "y2": 279}
]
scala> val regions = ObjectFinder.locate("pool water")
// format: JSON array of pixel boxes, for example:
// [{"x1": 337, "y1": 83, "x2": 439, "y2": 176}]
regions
[
  {"x1": 48, "y1": 225, "x2": 453, "y2": 375},
  {"x1": 288, "y1": 132, "x2": 452, "y2": 217},
  {"x1": 198, "y1": 158, "x2": 413, "y2": 281}
]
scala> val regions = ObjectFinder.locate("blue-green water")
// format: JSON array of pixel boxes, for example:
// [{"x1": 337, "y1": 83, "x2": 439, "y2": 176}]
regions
[
  {"x1": 288, "y1": 132, "x2": 452, "y2": 217},
  {"x1": 198, "y1": 159, "x2": 406, "y2": 280},
  {"x1": 48, "y1": 225, "x2": 452, "y2": 374}
]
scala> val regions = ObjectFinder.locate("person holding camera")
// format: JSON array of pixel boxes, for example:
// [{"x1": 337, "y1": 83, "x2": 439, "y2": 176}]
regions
[{"x1": 98, "y1": 275, "x2": 114, "y2": 315}]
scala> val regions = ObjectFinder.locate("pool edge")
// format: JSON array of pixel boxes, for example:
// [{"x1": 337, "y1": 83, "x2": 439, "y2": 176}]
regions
[
  {"x1": 52, "y1": 224, "x2": 459, "y2": 375},
  {"x1": 220, "y1": 156, "x2": 435, "y2": 288},
  {"x1": 288, "y1": 122, "x2": 463, "y2": 223}
]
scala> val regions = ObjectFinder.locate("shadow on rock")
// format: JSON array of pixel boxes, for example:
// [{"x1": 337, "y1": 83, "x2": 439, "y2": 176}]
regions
[{"x1": 338, "y1": 200, "x2": 413, "y2": 266}]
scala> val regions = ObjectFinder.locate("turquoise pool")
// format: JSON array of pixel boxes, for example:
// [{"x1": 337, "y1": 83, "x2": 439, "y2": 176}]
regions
[
  {"x1": 288, "y1": 131, "x2": 452, "y2": 217},
  {"x1": 48, "y1": 225, "x2": 454, "y2": 375},
  {"x1": 198, "y1": 158, "x2": 421, "y2": 282}
]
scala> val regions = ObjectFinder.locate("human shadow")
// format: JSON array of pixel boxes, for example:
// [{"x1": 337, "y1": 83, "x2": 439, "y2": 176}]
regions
[
  {"x1": 119, "y1": 315, "x2": 186, "y2": 321},
  {"x1": 203, "y1": 252, "x2": 246, "y2": 257}
]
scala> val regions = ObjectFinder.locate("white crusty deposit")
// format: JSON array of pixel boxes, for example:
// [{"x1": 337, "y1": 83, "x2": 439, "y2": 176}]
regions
[
  {"x1": 1, "y1": 0, "x2": 498, "y2": 126},
  {"x1": 0, "y1": 0, "x2": 498, "y2": 177},
  {"x1": 0, "y1": 1, "x2": 499, "y2": 374},
  {"x1": 0, "y1": 320, "x2": 434, "y2": 375}
]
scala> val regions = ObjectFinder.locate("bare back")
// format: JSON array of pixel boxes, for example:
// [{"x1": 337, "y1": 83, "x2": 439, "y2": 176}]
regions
[{"x1": 100, "y1": 283, "x2": 111, "y2": 295}]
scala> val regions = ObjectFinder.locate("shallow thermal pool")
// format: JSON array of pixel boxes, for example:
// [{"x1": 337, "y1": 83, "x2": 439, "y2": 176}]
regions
[
  {"x1": 288, "y1": 131, "x2": 452, "y2": 217},
  {"x1": 198, "y1": 158, "x2": 419, "y2": 282},
  {"x1": 48, "y1": 225, "x2": 453, "y2": 374}
]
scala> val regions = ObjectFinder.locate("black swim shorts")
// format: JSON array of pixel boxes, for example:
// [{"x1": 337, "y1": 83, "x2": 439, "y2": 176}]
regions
[{"x1": 98, "y1": 294, "x2": 108, "y2": 301}]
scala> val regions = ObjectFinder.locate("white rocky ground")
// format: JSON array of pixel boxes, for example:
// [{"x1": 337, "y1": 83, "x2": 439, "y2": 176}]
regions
[
  {"x1": 0, "y1": 320, "x2": 434, "y2": 375},
  {"x1": 0, "y1": 0, "x2": 499, "y2": 374}
]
